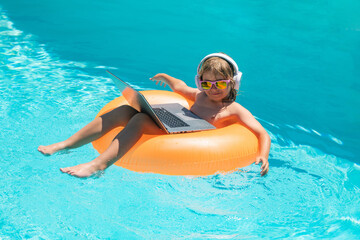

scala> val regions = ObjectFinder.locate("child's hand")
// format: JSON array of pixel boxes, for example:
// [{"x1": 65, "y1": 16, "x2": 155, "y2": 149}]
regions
[
  {"x1": 150, "y1": 73, "x2": 168, "y2": 87},
  {"x1": 255, "y1": 156, "x2": 269, "y2": 176}
]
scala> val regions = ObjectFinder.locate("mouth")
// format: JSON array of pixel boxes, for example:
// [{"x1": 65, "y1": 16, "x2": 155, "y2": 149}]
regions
[{"x1": 209, "y1": 91, "x2": 222, "y2": 96}]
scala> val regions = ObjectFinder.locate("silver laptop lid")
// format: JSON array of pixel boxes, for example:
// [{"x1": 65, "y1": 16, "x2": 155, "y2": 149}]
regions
[{"x1": 106, "y1": 70, "x2": 168, "y2": 131}]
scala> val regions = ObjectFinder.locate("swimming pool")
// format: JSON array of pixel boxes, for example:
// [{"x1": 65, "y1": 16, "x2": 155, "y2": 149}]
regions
[{"x1": 0, "y1": 0, "x2": 359, "y2": 239}]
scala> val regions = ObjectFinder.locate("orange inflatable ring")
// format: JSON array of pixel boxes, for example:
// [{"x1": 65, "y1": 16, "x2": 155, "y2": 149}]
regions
[{"x1": 92, "y1": 90, "x2": 259, "y2": 176}]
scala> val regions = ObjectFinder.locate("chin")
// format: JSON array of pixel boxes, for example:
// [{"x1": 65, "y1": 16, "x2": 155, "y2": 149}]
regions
[{"x1": 208, "y1": 94, "x2": 226, "y2": 101}]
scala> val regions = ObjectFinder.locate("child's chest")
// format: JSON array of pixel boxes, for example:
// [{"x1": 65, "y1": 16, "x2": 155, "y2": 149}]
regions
[{"x1": 190, "y1": 102, "x2": 235, "y2": 127}]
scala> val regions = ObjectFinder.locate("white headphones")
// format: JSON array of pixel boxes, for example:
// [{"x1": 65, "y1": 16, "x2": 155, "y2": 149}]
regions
[{"x1": 195, "y1": 53, "x2": 242, "y2": 91}]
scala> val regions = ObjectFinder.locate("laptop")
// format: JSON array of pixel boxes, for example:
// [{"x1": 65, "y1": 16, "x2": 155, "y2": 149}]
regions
[{"x1": 107, "y1": 70, "x2": 216, "y2": 134}]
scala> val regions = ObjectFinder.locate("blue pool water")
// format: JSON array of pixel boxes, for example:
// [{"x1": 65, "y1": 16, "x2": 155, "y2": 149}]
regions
[{"x1": 0, "y1": 0, "x2": 359, "y2": 239}]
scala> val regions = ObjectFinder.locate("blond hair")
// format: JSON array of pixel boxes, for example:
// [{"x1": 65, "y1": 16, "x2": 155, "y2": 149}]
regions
[{"x1": 198, "y1": 56, "x2": 237, "y2": 101}]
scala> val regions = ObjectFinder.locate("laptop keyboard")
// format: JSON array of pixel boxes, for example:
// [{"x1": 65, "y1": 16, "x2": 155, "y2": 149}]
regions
[{"x1": 153, "y1": 108, "x2": 189, "y2": 128}]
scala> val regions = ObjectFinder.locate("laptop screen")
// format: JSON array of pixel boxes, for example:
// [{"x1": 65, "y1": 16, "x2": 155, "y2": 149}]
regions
[
  {"x1": 107, "y1": 70, "x2": 143, "y2": 111},
  {"x1": 107, "y1": 70, "x2": 167, "y2": 129}
]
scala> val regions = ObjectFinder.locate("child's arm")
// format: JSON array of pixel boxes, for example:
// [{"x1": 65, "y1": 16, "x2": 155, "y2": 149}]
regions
[
  {"x1": 150, "y1": 73, "x2": 200, "y2": 101},
  {"x1": 234, "y1": 105, "x2": 271, "y2": 176}
]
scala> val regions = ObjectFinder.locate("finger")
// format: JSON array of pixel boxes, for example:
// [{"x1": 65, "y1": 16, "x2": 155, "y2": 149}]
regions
[
  {"x1": 164, "y1": 83, "x2": 167, "y2": 88},
  {"x1": 261, "y1": 167, "x2": 269, "y2": 176},
  {"x1": 156, "y1": 81, "x2": 159, "y2": 85},
  {"x1": 261, "y1": 164, "x2": 269, "y2": 176},
  {"x1": 255, "y1": 159, "x2": 260, "y2": 165},
  {"x1": 261, "y1": 161, "x2": 268, "y2": 170},
  {"x1": 160, "y1": 82, "x2": 163, "y2": 86},
  {"x1": 260, "y1": 167, "x2": 265, "y2": 176}
]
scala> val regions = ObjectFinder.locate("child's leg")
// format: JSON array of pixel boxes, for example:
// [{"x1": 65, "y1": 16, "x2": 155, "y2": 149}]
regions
[
  {"x1": 38, "y1": 105, "x2": 138, "y2": 155},
  {"x1": 60, "y1": 112, "x2": 163, "y2": 177}
]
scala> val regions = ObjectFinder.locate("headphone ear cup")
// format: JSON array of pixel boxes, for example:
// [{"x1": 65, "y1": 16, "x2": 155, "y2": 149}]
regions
[
  {"x1": 195, "y1": 74, "x2": 202, "y2": 90},
  {"x1": 233, "y1": 72, "x2": 242, "y2": 90}
]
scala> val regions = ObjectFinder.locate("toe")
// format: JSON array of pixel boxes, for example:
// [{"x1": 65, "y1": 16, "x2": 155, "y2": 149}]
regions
[{"x1": 60, "y1": 167, "x2": 69, "y2": 173}]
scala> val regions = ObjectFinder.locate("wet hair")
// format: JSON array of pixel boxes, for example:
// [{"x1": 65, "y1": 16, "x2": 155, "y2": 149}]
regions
[{"x1": 198, "y1": 56, "x2": 237, "y2": 102}]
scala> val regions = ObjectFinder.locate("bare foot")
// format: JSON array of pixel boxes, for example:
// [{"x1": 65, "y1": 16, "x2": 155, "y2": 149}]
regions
[
  {"x1": 60, "y1": 161, "x2": 106, "y2": 178},
  {"x1": 38, "y1": 142, "x2": 66, "y2": 155}
]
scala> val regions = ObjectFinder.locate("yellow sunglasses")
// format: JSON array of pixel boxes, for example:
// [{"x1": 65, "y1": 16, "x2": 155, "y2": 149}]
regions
[{"x1": 200, "y1": 79, "x2": 231, "y2": 90}]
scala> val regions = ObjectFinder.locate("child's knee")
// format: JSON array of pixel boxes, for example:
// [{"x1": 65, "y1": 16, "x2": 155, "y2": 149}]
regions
[
  {"x1": 130, "y1": 113, "x2": 155, "y2": 128},
  {"x1": 132, "y1": 113, "x2": 152, "y2": 125},
  {"x1": 116, "y1": 105, "x2": 138, "y2": 116},
  {"x1": 127, "y1": 113, "x2": 163, "y2": 135},
  {"x1": 108, "y1": 105, "x2": 138, "y2": 120}
]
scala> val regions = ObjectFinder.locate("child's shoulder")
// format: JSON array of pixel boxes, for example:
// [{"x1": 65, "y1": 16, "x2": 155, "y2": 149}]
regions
[
  {"x1": 227, "y1": 101, "x2": 245, "y2": 110},
  {"x1": 227, "y1": 101, "x2": 252, "y2": 116}
]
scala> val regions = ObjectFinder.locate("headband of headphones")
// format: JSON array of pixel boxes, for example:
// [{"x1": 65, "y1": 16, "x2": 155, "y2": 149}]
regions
[{"x1": 195, "y1": 53, "x2": 242, "y2": 91}]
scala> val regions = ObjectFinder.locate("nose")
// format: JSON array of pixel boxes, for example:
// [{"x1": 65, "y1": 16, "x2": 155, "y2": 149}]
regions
[{"x1": 210, "y1": 82, "x2": 218, "y2": 90}]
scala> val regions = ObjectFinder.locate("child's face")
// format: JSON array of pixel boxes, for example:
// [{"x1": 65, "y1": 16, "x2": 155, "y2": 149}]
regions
[{"x1": 201, "y1": 71, "x2": 231, "y2": 102}]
